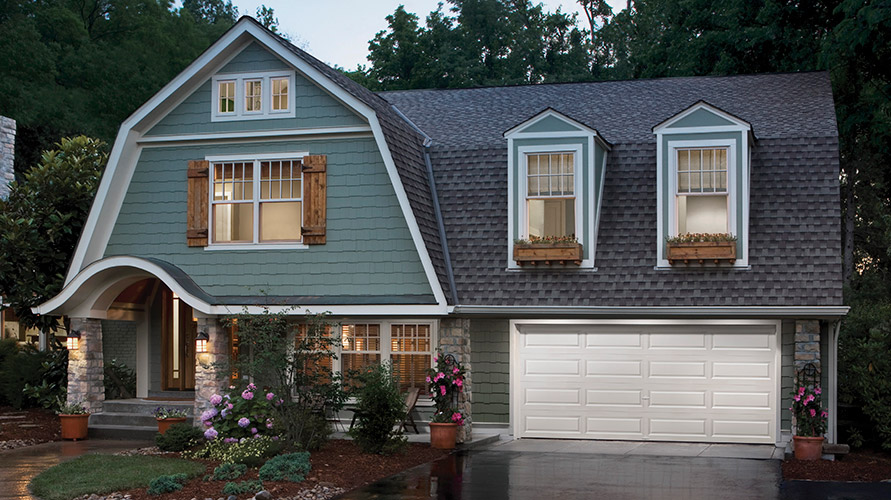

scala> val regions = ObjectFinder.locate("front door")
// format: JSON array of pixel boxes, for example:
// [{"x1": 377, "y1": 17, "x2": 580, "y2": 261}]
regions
[{"x1": 162, "y1": 290, "x2": 196, "y2": 390}]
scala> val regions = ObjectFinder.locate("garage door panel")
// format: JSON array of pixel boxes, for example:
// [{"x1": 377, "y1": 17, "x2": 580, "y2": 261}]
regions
[
  {"x1": 516, "y1": 323, "x2": 778, "y2": 444},
  {"x1": 586, "y1": 360, "x2": 642, "y2": 377},
  {"x1": 586, "y1": 389, "x2": 642, "y2": 406},
  {"x1": 525, "y1": 388, "x2": 581, "y2": 406}
]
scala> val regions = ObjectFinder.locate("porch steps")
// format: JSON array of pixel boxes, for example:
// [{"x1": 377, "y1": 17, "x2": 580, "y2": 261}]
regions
[{"x1": 89, "y1": 398, "x2": 195, "y2": 440}]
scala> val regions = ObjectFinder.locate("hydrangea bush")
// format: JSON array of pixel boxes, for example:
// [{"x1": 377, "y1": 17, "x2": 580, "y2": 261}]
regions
[
  {"x1": 201, "y1": 383, "x2": 281, "y2": 442},
  {"x1": 790, "y1": 385, "x2": 828, "y2": 437},
  {"x1": 426, "y1": 351, "x2": 466, "y2": 425}
]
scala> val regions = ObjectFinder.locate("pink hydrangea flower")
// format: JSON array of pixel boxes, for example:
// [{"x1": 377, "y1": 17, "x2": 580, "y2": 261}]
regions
[
  {"x1": 266, "y1": 392, "x2": 275, "y2": 401},
  {"x1": 247, "y1": 383, "x2": 257, "y2": 390},
  {"x1": 210, "y1": 394, "x2": 223, "y2": 406},
  {"x1": 242, "y1": 390, "x2": 254, "y2": 400}
]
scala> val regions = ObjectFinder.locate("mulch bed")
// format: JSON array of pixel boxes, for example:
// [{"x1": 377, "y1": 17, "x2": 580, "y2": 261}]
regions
[
  {"x1": 0, "y1": 406, "x2": 61, "y2": 449},
  {"x1": 121, "y1": 440, "x2": 448, "y2": 500},
  {"x1": 783, "y1": 449, "x2": 891, "y2": 482}
]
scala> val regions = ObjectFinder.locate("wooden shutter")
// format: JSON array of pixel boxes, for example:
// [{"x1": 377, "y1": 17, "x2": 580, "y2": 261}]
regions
[
  {"x1": 301, "y1": 155, "x2": 327, "y2": 245},
  {"x1": 186, "y1": 160, "x2": 209, "y2": 247}
]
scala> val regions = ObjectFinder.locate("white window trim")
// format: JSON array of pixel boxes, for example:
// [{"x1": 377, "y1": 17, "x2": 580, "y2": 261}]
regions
[
  {"x1": 657, "y1": 138, "x2": 749, "y2": 268},
  {"x1": 334, "y1": 319, "x2": 439, "y2": 402},
  {"x1": 211, "y1": 70, "x2": 296, "y2": 121},
  {"x1": 509, "y1": 143, "x2": 592, "y2": 269},
  {"x1": 206, "y1": 152, "x2": 308, "y2": 249}
]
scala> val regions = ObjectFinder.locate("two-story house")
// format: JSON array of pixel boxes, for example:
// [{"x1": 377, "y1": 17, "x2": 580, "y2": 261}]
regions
[{"x1": 37, "y1": 17, "x2": 847, "y2": 446}]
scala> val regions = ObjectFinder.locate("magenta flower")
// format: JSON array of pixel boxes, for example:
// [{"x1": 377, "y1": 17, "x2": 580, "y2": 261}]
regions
[
  {"x1": 426, "y1": 376, "x2": 432, "y2": 383},
  {"x1": 238, "y1": 417, "x2": 250, "y2": 428},
  {"x1": 809, "y1": 409, "x2": 816, "y2": 417},
  {"x1": 453, "y1": 367, "x2": 459, "y2": 374},
  {"x1": 266, "y1": 392, "x2": 275, "y2": 401},
  {"x1": 242, "y1": 390, "x2": 254, "y2": 400},
  {"x1": 210, "y1": 394, "x2": 223, "y2": 406},
  {"x1": 455, "y1": 379, "x2": 463, "y2": 387},
  {"x1": 204, "y1": 420, "x2": 212, "y2": 427},
  {"x1": 440, "y1": 385, "x2": 446, "y2": 396},
  {"x1": 247, "y1": 383, "x2": 257, "y2": 390},
  {"x1": 815, "y1": 387, "x2": 822, "y2": 395},
  {"x1": 821, "y1": 411, "x2": 828, "y2": 418},
  {"x1": 204, "y1": 428, "x2": 218, "y2": 440},
  {"x1": 227, "y1": 403, "x2": 233, "y2": 410}
]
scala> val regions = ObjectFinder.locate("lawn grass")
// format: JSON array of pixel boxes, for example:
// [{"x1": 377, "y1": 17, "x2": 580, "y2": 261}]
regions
[{"x1": 29, "y1": 454, "x2": 205, "y2": 500}]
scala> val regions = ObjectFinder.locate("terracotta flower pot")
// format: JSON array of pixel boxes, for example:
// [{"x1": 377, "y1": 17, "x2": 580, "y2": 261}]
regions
[
  {"x1": 157, "y1": 417, "x2": 188, "y2": 434},
  {"x1": 430, "y1": 422, "x2": 459, "y2": 449},
  {"x1": 59, "y1": 414, "x2": 90, "y2": 441},
  {"x1": 793, "y1": 435, "x2": 824, "y2": 460}
]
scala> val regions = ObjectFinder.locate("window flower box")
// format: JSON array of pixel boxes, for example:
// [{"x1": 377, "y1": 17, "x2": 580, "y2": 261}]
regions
[
  {"x1": 513, "y1": 240, "x2": 583, "y2": 266},
  {"x1": 666, "y1": 233, "x2": 737, "y2": 265}
]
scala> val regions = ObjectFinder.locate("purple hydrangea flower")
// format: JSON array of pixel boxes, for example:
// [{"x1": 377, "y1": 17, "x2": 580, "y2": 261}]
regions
[
  {"x1": 200, "y1": 409, "x2": 217, "y2": 422},
  {"x1": 266, "y1": 392, "x2": 275, "y2": 401},
  {"x1": 221, "y1": 409, "x2": 228, "y2": 418},
  {"x1": 238, "y1": 417, "x2": 250, "y2": 428},
  {"x1": 242, "y1": 390, "x2": 254, "y2": 400},
  {"x1": 251, "y1": 427, "x2": 258, "y2": 434},
  {"x1": 204, "y1": 428, "x2": 218, "y2": 440},
  {"x1": 210, "y1": 394, "x2": 223, "y2": 406},
  {"x1": 224, "y1": 437, "x2": 237, "y2": 443},
  {"x1": 204, "y1": 420, "x2": 212, "y2": 427}
]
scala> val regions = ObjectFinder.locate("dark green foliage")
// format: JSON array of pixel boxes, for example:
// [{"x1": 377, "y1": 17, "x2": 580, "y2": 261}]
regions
[
  {"x1": 222, "y1": 479, "x2": 263, "y2": 495},
  {"x1": 104, "y1": 359, "x2": 137, "y2": 400},
  {"x1": 210, "y1": 462, "x2": 247, "y2": 481},
  {"x1": 258, "y1": 452, "x2": 311, "y2": 482},
  {"x1": 347, "y1": 363, "x2": 408, "y2": 454},
  {"x1": 0, "y1": 341, "x2": 66, "y2": 409},
  {"x1": 147, "y1": 473, "x2": 188, "y2": 495},
  {"x1": 0, "y1": 136, "x2": 107, "y2": 333},
  {"x1": 155, "y1": 423, "x2": 204, "y2": 452}
]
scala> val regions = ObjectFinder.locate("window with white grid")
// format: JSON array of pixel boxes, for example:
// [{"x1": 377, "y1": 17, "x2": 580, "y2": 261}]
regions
[
  {"x1": 218, "y1": 81, "x2": 235, "y2": 114},
  {"x1": 271, "y1": 78, "x2": 289, "y2": 112},
  {"x1": 259, "y1": 160, "x2": 302, "y2": 242},
  {"x1": 526, "y1": 152, "x2": 576, "y2": 239},
  {"x1": 676, "y1": 148, "x2": 729, "y2": 234},
  {"x1": 211, "y1": 72, "x2": 295, "y2": 121},
  {"x1": 245, "y1": 79, "x2": 262, "y2": 113},
  {"x1": 212, "y1": 162, "x2": 253, "y2": 243},
  {"x1": 390, "y1": 324, "x2": 432, "y2": 392},
  {"x1": 340, "y1": 324, "x2": 382, "y2": 374}
]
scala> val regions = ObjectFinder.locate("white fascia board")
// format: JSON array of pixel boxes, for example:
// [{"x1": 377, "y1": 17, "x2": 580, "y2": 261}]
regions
[
  {"x1": 137, "y1": 126, "x2": 372, "y2": 144},
  {"x1": 63, "y1": 19, "x2": 447, "y2": 309},
  {"x1": 456, "y1": 305, "x2": 850, "y2": 319},
  {"x1": 653, "y1": 101, "x2": 753, "y2": 134}
]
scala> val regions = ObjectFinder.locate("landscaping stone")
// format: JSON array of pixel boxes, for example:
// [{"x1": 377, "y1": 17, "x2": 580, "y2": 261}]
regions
[{"x1": 254, "y1": 490, "x2": 272, "y2": 500}]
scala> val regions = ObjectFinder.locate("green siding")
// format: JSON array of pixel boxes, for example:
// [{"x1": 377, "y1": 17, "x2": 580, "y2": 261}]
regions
[
  {"x1": 519, "y1": 115, "x2": 584, "y2": 134},
  {"x1": 659, "y1": 131, "x2": 745, "y2": 259},
  {"x1": 666, "y1": 108, "x2": 735, "y2": 129},
  {"x1": 512, "y1": 137, "x2": 598, "y2": 261},
  {"x1": 781, "y1": 320, "x2": 794, "y2": 433},
  {"x1": 470, "y1": 319, "x2": 510, "y2": 423},
  {"x1": 146, "y1": 44, "x2": 366, "y2": 136},
  {"x1": 104, "y1": 138, "x2": 433, "y2": 299}
]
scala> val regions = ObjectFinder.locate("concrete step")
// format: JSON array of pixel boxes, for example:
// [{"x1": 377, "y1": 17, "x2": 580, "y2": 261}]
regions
[
  {"x1": 103, "y1": 399, "x2": 194, "y2": 416},
  {"x1": 147, "y1": 390, "x2": 195, "y2": 400},
  {"x1": 90, "y1": 412, "x2": 176, "y2": 427},
  {"x1": 89, "y1": 424, "x2": 158, "y2": 441}
]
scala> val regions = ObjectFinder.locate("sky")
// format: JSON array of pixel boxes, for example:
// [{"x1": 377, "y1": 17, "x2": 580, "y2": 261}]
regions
[{"x1": 227, "y1": 1, "x2": 627, "y2": 70}]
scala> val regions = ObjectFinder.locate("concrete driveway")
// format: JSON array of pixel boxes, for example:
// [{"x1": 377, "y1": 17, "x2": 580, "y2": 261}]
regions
[{"x1": 336, "y1": 438, "x2": 891, "y2": 500}]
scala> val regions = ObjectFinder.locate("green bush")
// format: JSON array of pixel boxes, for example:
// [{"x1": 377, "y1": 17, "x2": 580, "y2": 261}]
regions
[
  {"x1": 210, "y1": 462, "x2": 247, "y2": 481},
  {"x1": 347, "y1": 362, "x2": 408, "y2": 454},
  {"x1": 22, "y1": 346, "x2": 68, "y2": 410},
  {"x1": 185, "y1": 435, "x2": 283, "y2": 466},
  {"x1": 104, "y1": 359, "x2": 137, "y2": 400},
  {"x1": 155, "y1": 423, "x2": 204, "y2": 452},
  {"x1": 147, "y1": 473, "x2": 188, "y2": 495},
  {"x1": 0, "y1": 341, "x2": 55, "y2": 408},
  {"x1": 258, "y1": 452, "x2": 311, "y2": 482},
  {"x1": 840, "y1": 316, "x2": 891, "y2": 449},
  {"x1": 221, "y1": 479, "x2": 263, "y2": 495}
]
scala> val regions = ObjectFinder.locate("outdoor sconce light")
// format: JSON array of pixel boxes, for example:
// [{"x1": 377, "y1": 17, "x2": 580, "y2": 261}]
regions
[
  {"x1": 66, "y1": 330, "x2": 81, "y2": 350},
  {"x1": 196, "y1": 331, "x2": 211, "y2": 368}
]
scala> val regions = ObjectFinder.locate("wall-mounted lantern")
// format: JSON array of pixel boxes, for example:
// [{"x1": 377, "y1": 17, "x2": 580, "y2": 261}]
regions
[
  {"x1": 66, "y1": 330, "x2": 81, "y2": 350},
  {"x1": 196, "y1": 331, "x2": 209, "y2": 354}
]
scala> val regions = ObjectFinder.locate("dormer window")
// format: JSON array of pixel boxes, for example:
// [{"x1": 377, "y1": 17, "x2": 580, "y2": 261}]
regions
[
  {"x1": 211, "y1": 71, "x2": 295, "y2": 121},
  {"x1": 526, "y1": 152, "x2": 576, "y2": 239},
  {"x1": 676, "y1": 147, "x2": 728, "y2": 234}
]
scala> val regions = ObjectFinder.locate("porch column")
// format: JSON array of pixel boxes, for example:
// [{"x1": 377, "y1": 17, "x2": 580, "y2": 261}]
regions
[
  {"x1": 67, "y1": 317, "x2": 105, "y2": 413},
  {"x1": 439, "y1": 318, "x2": 472, "y2": 443},
  {"x1": 794, "y1": 320, "x2": 821, "y2": 373},
  {"x1": 194, "y1": 316, "x2": 229, "y2": 422}
]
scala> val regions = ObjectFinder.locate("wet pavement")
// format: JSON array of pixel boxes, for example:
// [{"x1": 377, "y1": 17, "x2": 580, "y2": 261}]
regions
[{"x1": 0, "y1": 439, "x2": 152, "y2": 500}]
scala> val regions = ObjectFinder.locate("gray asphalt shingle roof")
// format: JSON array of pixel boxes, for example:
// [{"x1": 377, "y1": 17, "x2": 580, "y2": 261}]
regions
[{"x1": 378, "y1": 72, "x2": 843, "y2": 307}]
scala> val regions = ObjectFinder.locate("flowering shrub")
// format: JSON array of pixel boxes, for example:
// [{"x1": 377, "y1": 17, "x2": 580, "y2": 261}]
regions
[
  {"x1": 201, "y1": 383, "x2": 280, "y2": 441},
  {"x1": 426, "y1": 351, "x2": 466, "y2": 426},
  {"x1": 666, "y1": 232, "x2": 737, "y2": 244},
  {"x1": 185, "y1": 434, "x2": 281, "y2": 466},
  {"x1": 151, "y1": 406, "x2": 188, "y2": 419},
  {"x1": 514, "y1": 235, "x2": 578, "y2": 246},
  {"x1": 790, "y1": 386, "x2": 828, "y2": 437}
]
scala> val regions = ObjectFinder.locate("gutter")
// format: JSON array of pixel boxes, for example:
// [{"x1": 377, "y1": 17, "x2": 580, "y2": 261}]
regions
[
  {"x1": 389, "y1": 104, "x2": 459, "y2": 305},
  {"x1": 453, "y1": 305, "x2": 850, "y2": 319}
]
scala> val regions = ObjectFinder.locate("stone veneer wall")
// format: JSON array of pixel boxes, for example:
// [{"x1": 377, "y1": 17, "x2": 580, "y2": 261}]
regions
[
  {"x1": 794, "y1": 320, "x2": 821, "y2": 373},
  {"x1": 438, "y1": 318, "x2": 472, "y2": 443},
  {"x1": 101, "y1": 320, "x2": 137, "y2": 370},
  {"x1": 193, "y1": 317, "x2": 230, "y2": 422},
  {"x1": 0, "y1": 116, "x2": 14, "y2": 200},
  {"x1": 67, "y1": 318, "x2": 105, "y2": 413}
]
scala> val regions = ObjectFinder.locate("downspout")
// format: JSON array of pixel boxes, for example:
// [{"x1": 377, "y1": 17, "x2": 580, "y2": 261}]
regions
[
  {"x1": 389, "y1": 105, "x2": 459, "y2": 306},
  {"x1": 829, "y1": 320, "x2": 841, "y2": 444}
]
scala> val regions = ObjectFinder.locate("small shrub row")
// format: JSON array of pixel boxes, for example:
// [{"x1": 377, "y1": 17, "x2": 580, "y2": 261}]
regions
[
  {"x1": 222, "y1": 479, "x2": 263, "y2": 495},
  {"x1": 155, "y1": 423, "x2": 204, "y2": 452},
  {"x1": 209, "y1": 463, "x2": 247, "y2": 481},
  {"x1": 147, "y1": 473, "x2": 188, "y2": 495},
  {"x1": 258, "y1": 452, "x2": 311, "y2": 482}
]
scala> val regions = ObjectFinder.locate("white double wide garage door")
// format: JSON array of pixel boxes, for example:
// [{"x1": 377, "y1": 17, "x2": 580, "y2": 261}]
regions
[{"x1": 514, "y1": 322, "x2": 779, "y2": 444}]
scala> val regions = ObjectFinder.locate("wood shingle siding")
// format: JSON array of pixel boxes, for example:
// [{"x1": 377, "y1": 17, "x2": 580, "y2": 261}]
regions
[{"x1": 470, "y1": 319, "x2": 510, "y2": 424}]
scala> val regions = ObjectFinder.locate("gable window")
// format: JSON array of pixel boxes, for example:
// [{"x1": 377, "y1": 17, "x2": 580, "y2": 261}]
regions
[
  {"x1": 244, "y1": 79, "x2": 262, "y2": 112},
  {"x1": 218, "y1": 81, "x2": 235, "y2": 114},
  {"x1": 526, "y1": 152, "x2": 576, "y2": 239},
  {"x1": 211, "y1": 158, "x2": 302, "y2": 244},
  {"x1": 271, "y1": 77, "x2": 289, "y2": 111},
  {"x1": 211, "y1": 71, "x2": 296, "y2": 121},
  {"x1": 676, "y1": 148, "x2": 728, "y2": 234}
]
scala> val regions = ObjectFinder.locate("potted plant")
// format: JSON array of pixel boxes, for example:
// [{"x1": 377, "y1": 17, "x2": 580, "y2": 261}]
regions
[
  {"x1": 57, "y1": 398, "x2": 90, "y2": 441},
  {"x1": 426, "y1": 351, "x2": 466, "y2": 449},
  {"x1": 513, "y1": 235, "x2": 583, "y2": 266},
  {"x1": 790, "y1": 385, "x2": 828, "y2": 460},
  {"x1": 152, "y1": 406, "x2": 190, "y2": 434},
  {"x1": 666, "y1": 233, "x2": 737, "y2": 264}
]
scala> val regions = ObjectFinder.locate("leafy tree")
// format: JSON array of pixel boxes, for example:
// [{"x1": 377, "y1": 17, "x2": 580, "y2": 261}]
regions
[
  {"x1": 182, "y1": 0, "x2": 238, "y2": 25},
  {"x1": 0, "y1": 136, "x2": 107, "y2": 333}
]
